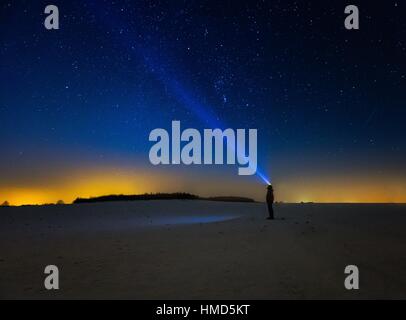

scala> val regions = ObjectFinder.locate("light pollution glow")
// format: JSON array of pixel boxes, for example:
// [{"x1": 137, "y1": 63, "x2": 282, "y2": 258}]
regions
[{"x1": 1, "y1": 165, "x2": 406, "y2": 206}]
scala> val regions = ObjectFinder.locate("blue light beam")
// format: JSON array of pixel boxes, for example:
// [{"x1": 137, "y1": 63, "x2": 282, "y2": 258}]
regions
[{"x1": 87, "y1": 2, "x2": 271, "y2": 184}]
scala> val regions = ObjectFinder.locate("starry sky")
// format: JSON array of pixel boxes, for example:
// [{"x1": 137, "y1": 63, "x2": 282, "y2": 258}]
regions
[{"x1": 1, "y1": 0, "x2": 405, "y2": 205}]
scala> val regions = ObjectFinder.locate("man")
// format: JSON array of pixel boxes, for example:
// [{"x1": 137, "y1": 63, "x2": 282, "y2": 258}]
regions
[{"x1": 266, "y1": 184, "x2": 274, "y2": 220}]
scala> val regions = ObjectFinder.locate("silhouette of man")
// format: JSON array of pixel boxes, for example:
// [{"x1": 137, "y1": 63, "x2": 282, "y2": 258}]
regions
[{"x1": 266, "y1": 185, "x2": 274, "y2": 220}]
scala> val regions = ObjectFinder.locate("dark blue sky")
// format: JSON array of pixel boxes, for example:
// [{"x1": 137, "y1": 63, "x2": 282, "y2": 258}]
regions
[{"x1": 1, "y1": 1, "x2": 405, "y2": 204}]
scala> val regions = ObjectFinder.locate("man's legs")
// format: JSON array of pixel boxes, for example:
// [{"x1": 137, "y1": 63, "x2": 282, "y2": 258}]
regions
[{"x1": 267, "y1": 203, "x2": 274, "y2": 220}]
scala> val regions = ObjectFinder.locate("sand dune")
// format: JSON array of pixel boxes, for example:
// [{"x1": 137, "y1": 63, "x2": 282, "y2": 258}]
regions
[{"x1": 1, "y1": 201, "x2": 406, "y2": 299}]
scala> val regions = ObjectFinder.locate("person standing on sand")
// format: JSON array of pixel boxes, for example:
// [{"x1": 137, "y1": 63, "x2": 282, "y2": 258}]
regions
[{"x1": 266, "y1": 185, "x2": 274, "y2": 220}]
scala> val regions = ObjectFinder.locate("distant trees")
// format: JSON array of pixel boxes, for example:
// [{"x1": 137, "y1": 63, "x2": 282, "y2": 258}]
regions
[
  {"x1": 74, "y1": 193, "x2": 200, "y2": 204},
  {"x1": 1, "y1": 201, "x2": 10, "y2": 207},
  {"x1": 56, "y1": 200, "x2": 65, "y2": 205},
  {"x1": 73, "y1": 193, "x2": 255, "y2": 204}
]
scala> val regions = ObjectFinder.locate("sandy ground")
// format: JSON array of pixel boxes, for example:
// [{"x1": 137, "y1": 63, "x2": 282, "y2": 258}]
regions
[{"x1": 1, "y1": 200, "x2": 406, "y2": 299}]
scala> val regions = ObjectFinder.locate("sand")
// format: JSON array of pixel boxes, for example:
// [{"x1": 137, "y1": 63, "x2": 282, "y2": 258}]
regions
[{"x1": 1, "y1": 200, "x2": 406, "y2": 299}]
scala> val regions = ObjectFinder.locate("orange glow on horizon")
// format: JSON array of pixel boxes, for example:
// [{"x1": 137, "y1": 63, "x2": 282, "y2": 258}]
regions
[
  {"x1": 0, "y1": 166, "x2": 169, "y2": 206},
  {"x1": 1, "y1": 166, "x2": 406, "y2": 206},
  {"x1": 276, "y1": 174, "x2": 406, "y2": 203}
]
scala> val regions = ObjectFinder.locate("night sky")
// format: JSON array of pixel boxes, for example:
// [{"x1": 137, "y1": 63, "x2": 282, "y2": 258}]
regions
[{"x1": 1, "y1": 0, "x2": 405, "y2": 205}]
